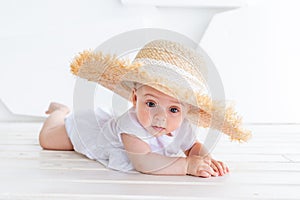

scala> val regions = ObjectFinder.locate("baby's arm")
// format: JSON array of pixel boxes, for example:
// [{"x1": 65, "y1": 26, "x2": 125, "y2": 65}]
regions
[
  {"x1": 185, "y1": 141, "x2": 229, "y2": 176},
  {"x1": 121, "y1": 133, "x2": 216, "y2": 177}
]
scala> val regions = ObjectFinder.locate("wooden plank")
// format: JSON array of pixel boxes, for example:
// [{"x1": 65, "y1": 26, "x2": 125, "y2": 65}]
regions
[
  {"x1": 0, "y1": 150, "x2": 88, "y2": 160},
  {"x1": 229, "y1": 162, "x2": 300, "y2": 172},
  {"x1": 1, "y1": 157, "x2": 299, "y2": 172},
  {"x1": 1, "y1": 179, "x2": 300, "y2": 199},
  {"x1": 0, "y1": 139, "x2": 39, "y2": 145},
  {"x1": 1, "y1": 166, "x2": 300, "y2": 185},
  {"x1": 0, "y1": 193, "x2": 226, "y2": 200},
  {"x1": 213, "y1": 147, "x2": 300, "y2": 155},
  {"x1": 0, "y1": 150, "x2": 288, "y2": 162},
  {"x1": 283, "y1": 154, "x2": 300, "y2": 162},
  {"x1": 0, "y1": 158, "x2": 108, "y2": 170},
  {"x1": 0, "y1": 144, "x2": 42, "y2": 151},
  {"x1": 1, "y1": 157, "x2": 299, "y2": 174}
]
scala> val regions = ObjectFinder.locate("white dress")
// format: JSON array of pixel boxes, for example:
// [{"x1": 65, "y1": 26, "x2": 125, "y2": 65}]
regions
[{"x1": 65, "y1": 107, "x2": 198, "y2": 172}]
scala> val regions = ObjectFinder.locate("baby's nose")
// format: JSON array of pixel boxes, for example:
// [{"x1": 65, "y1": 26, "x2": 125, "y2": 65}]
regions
[
  {"x1": 153, "y1": 107, "x2": 167, "y2": 123},
  {"x1": 154, "y1": 113, "x2": 166, "y2": 122}
]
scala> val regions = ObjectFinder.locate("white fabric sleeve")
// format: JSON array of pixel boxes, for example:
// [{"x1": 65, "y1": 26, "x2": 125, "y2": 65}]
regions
[
  {"x1": 179, "y1": 120, "x2": 198, "y2": 151},
  {"x1": 115, "y1": 107, "x2": 152, "y2": 144}
]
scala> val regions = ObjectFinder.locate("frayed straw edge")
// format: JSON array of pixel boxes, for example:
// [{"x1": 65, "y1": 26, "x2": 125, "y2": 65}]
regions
[
  {"x1": 70, "y1": 50, "x2": 142, "y2": 76},
  {"x1": 194, "y1": 95, "x2": 252, "y2": 142}
]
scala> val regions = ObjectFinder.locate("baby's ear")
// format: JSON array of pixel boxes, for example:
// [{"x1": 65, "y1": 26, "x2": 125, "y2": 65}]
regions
[{"x1": 131, "y1": 88, "x2": 137, "y2": 107}]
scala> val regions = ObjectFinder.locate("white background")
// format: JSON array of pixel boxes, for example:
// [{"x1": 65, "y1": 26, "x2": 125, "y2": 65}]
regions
[{"x1": 0, "y1": 0, "x2": 299, "y2": 123}]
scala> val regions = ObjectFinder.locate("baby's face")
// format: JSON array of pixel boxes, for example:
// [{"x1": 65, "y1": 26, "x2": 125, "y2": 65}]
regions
[{"x1": 132, "y1": 85, "x2": 188, "y2": 137}]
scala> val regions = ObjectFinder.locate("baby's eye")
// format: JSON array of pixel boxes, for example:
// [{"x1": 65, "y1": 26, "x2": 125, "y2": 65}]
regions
[
  {"x1": 146, "y1": 101, "x2": 156, "y2": 107},
  {"x1": 170, "y1": 107, "x2": 180, "y2": 113}
]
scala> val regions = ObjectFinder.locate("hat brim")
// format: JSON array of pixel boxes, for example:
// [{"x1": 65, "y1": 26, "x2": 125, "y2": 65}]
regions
[{"x1": 71, "y1": 50, "x2": 251, "y2": 142}]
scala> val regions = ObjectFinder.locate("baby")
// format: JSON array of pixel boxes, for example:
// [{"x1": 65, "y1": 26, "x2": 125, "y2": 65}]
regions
[{"x1": 39, "y1": 39, "x2": 250, "y2": 178}]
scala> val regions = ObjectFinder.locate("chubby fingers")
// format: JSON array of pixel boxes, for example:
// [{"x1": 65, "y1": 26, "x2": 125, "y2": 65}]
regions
[
  {"x1": 211, "y1": 160, "x2": 229, "y2": 176},
  {"x1": 197, "y1": 170, "x2": 210, "y2": 178},
  {"x1": 197, "y1": 164, "x2": 217, "y2": 177}
]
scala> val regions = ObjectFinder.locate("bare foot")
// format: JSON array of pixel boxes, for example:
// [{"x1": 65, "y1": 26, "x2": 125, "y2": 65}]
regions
[{"x1": 45, "y1": 102, "x2": 70, "y2": 115}]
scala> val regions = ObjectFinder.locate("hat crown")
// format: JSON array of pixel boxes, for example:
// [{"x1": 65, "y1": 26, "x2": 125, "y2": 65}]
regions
[{"x1": 133, "y1": 40, "x2": 207, "y2": 80}]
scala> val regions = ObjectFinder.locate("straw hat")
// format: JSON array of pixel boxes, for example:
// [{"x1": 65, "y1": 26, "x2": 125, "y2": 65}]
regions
[{"x1": 70, "y1": 40, "x2": 251, "y2": 142}]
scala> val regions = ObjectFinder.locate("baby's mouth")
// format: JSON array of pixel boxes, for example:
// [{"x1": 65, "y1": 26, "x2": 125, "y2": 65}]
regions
[{"x1": 152, "y1": 126, "x2": 165, "y2": 132}]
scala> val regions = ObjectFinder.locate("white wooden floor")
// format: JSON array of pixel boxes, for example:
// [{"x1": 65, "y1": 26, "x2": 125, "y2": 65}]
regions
[{"x1": 1, "y1": 123, "x2": 300, "y2": 200}]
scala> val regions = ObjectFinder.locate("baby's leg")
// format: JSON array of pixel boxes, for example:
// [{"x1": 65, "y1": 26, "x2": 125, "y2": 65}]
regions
[{"x1": 39, "y1": 102, "x2": 73, "y2": 150}]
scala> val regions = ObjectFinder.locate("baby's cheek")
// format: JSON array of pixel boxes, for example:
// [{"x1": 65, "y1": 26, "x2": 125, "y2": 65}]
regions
[
  {"x1": 170, "y1": 116, "x2": 183, "y2": 129},
  {"x1": 138, "y1": 110, "x2": 151, "y2": 126},
  {"x1": 145, "y1": 112, "x2": 153, "y2": 125}
]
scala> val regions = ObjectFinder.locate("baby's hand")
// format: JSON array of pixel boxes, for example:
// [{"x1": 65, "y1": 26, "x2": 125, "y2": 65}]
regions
[
  {"x1": 186, "y1": 155, "x2": 217, "y2": 178},
  {"x1": 210, "y1": 159, "x2": 229, "y2": 176}
]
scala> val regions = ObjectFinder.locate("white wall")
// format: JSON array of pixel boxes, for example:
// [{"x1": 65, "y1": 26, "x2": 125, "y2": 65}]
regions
[
  {"x1": 0, "y1": 0, "x2": 299, "y2": 123},
  {"x1": 201, "y1": 0, "x2": 300, "y2": 123},
  {"x1": 0, "y1": 0, "x2": 147, "y2": 116}
]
